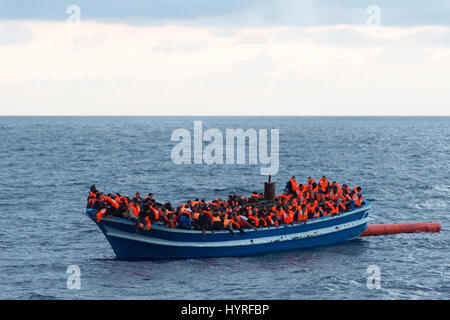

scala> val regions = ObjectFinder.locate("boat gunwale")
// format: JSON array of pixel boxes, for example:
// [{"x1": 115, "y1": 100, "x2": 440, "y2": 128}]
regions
[{"x1": 85, "y1": 201, "x2": 371, "y2": 235}]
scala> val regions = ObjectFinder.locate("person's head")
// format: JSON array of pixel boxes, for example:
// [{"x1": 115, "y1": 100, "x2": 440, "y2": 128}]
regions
[
  {"x1": 90, "y1": 185, "x2": 97, "y2": 192},
  {"x1": 148, "y1": 193, "x2": 153, "y2": 198}
]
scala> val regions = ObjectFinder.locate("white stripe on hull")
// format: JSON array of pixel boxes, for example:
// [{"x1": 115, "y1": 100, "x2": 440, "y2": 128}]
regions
[{"x1": 104, "y1": 217, "x2": 369, "y2": 248}]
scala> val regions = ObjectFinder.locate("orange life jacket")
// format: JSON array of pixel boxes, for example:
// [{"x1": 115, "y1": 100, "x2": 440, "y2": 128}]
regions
[
  {"x1": 289, "y1": 178, "x2": 299, "y2": 193},
  {"x1": 231, "y1": 218, "x2": 241, "y2": 229},
  {"x1": 119, "y1": 196, "x2": 129, "y2": 207},
  {"x1": 130, "y1": 203, "x2": 140, "y2": 217},
  {"x1": 259, "y1": 217, "x2": 268, "y2": 227},
  {"x1": 203, "y1": 210, "x2": 214, "y2": 225},
  {"x1": 96, "y1": 208, "x2": 107, "y2": 222},
  {"x1": 248, "y1": 215, "x2": 259, "y2": 227},
  {"x1": 104, "y1": 196, "x2": 119, "y2": 209},
  {"x1": 180, "y1": 210, "x2": 192, "y2": 219},
  {"x1": 320, "y1": 177, "x2": 329, "y2": 190},
  {"x1": 313, "y1": 210, "x2": 321, "y2": 218},
  {"x1": 224, "y1": 217, "x2": 232, "y2": 227},
  {"x1": 287, "y1": 210, "x2": 294, "y2": 223},
  {"x1": 355, "y1": 195, "x2": 363, "y2": 207},
  {"x1": 144, "y1": 216, "x2": 151, "y2": 229},
  {"x1": 150, "y1": 206, "x2": 159, "y2": 220}
]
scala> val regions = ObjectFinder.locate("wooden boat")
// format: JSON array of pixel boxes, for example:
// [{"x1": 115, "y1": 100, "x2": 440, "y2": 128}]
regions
[{"x1": 85, "y1": 201, "x2": 371, "y2": 260}]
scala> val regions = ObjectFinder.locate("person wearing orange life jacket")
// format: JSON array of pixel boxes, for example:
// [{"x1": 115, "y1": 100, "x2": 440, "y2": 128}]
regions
[
  {"x1": 102, "y1": 195, "x2": 120, "y2": 210},
  {"x1": 178, "y1": 210, "x2": 192, "y2": 229},
  {"x1": 325, "y1": 201, "x2": 337, "y2": 216},
  {"x1": 295, "y1": 206, "x2": 302, "y2": 222},
  {"x1": 129, "y1": 201, "x2": 140, "y2": 218},
  {"x1": 286, "y1": 209, "x2": 295, "y2": 224},
  {"x1": 310, "y1": 183, "x2": 319, "y2": 197},
  {"x1": 258, "y1": 211, "x2": 268, "y2": 227},
  {"x1": 354, "y1": 192, "x2": 363, "y2": 207},
  {"x1": 148, "y1": 205, "x2": 159, "y2": 222},
  {"x1": 166, "y1": 210, "x2": 176, "y2": 229},
  {"x1": 267, "y1": 212, "x2": 279, "y2": 227},
  {"x1": 306, "y1": 177, "x2": 315, "y2": 191},
  {"x1": 199, "y1": 210, "x2": 214, "y2": 236},
  {"x1": 328, "y1": 186, "x2": 339, "y2": 201},
  {"x1": 276, "y1": 206, "x2": 285, "y2": 223},
  {"x1": 354, "y1": 187, "x2": 364, "y2": 206},
  {"x1": 299, "y1": 204, "x2": 308, "y2": 222},
  {"x1": 212, "y1": 211, "x2": 223, "y2": 230},
  {"x1": 279, "y1": 209, "x2": 288, "y2": 224},
  {"x1": 319, "y1": 175, "x2": 329, "y2": 191},
  {"x1": 286, "y1": 176, "x2": 299, "y2": 196},
  {"x1": 336, "y1": 199, "x2": 346, "y2": 213},
  {"x1": 313, "y1": 207, "x2": 322, "y2": 218},
  {"x1": 133, "y1": 192, "x2": 142, "y2": 203},
  {"x1": 223, "y1": 215, "x2": 236, "y2": 237},
  {"x1": 247, "y1": 213, "x2": 260, "y2": 228},
  {"x1": 191, "y1": 208, "x2": 200, "y2": 229},
  {"x1": 87, "y1": 189, "x2": 100, "y2": 209},
  {"x1": 87, "y1": 185, "x2": 100, "y2": 206},
  {"x1": 227, "y1": 214, "x2": 246, "y2": 235}
]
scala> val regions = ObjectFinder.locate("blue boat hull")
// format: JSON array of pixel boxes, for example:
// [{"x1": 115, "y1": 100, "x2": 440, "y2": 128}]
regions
[{"x1": 85, "y1": 202, "x2": 371, "y2": 260}]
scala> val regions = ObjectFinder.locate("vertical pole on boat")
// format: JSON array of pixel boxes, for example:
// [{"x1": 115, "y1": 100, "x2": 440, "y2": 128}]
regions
[{"x1": 264, "y1": 175, "x2": 275, "y2": 201}]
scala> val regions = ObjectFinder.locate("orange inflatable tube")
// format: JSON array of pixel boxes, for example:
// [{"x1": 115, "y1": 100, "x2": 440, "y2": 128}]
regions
[{"x1": 360, "y1": 222, "x2": 441, "y2": 237}]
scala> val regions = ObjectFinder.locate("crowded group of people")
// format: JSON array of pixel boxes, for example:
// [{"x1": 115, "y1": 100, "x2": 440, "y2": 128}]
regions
[{"x1": 86, "y1": 176, "x2": 364, "y2": 236}]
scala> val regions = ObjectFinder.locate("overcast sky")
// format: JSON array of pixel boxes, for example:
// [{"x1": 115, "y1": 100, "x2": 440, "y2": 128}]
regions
[{"x1": 0, "y1": 1, "x2": 449, "y2": 115}]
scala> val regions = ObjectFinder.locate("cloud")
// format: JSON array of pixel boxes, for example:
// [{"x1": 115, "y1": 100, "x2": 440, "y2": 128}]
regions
[
  {"x1": 1, "y1": 21, "x2": 450, "y2": 115},
  {"x1": 233, "y1": 34, "x2": 269, "y2": 45},
  {"x1": 0, "y1": 22, "x2": 35, "y2": 45},
  {"x1": 152, "y1": 40, "x2": 209, "y2": 53}
]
